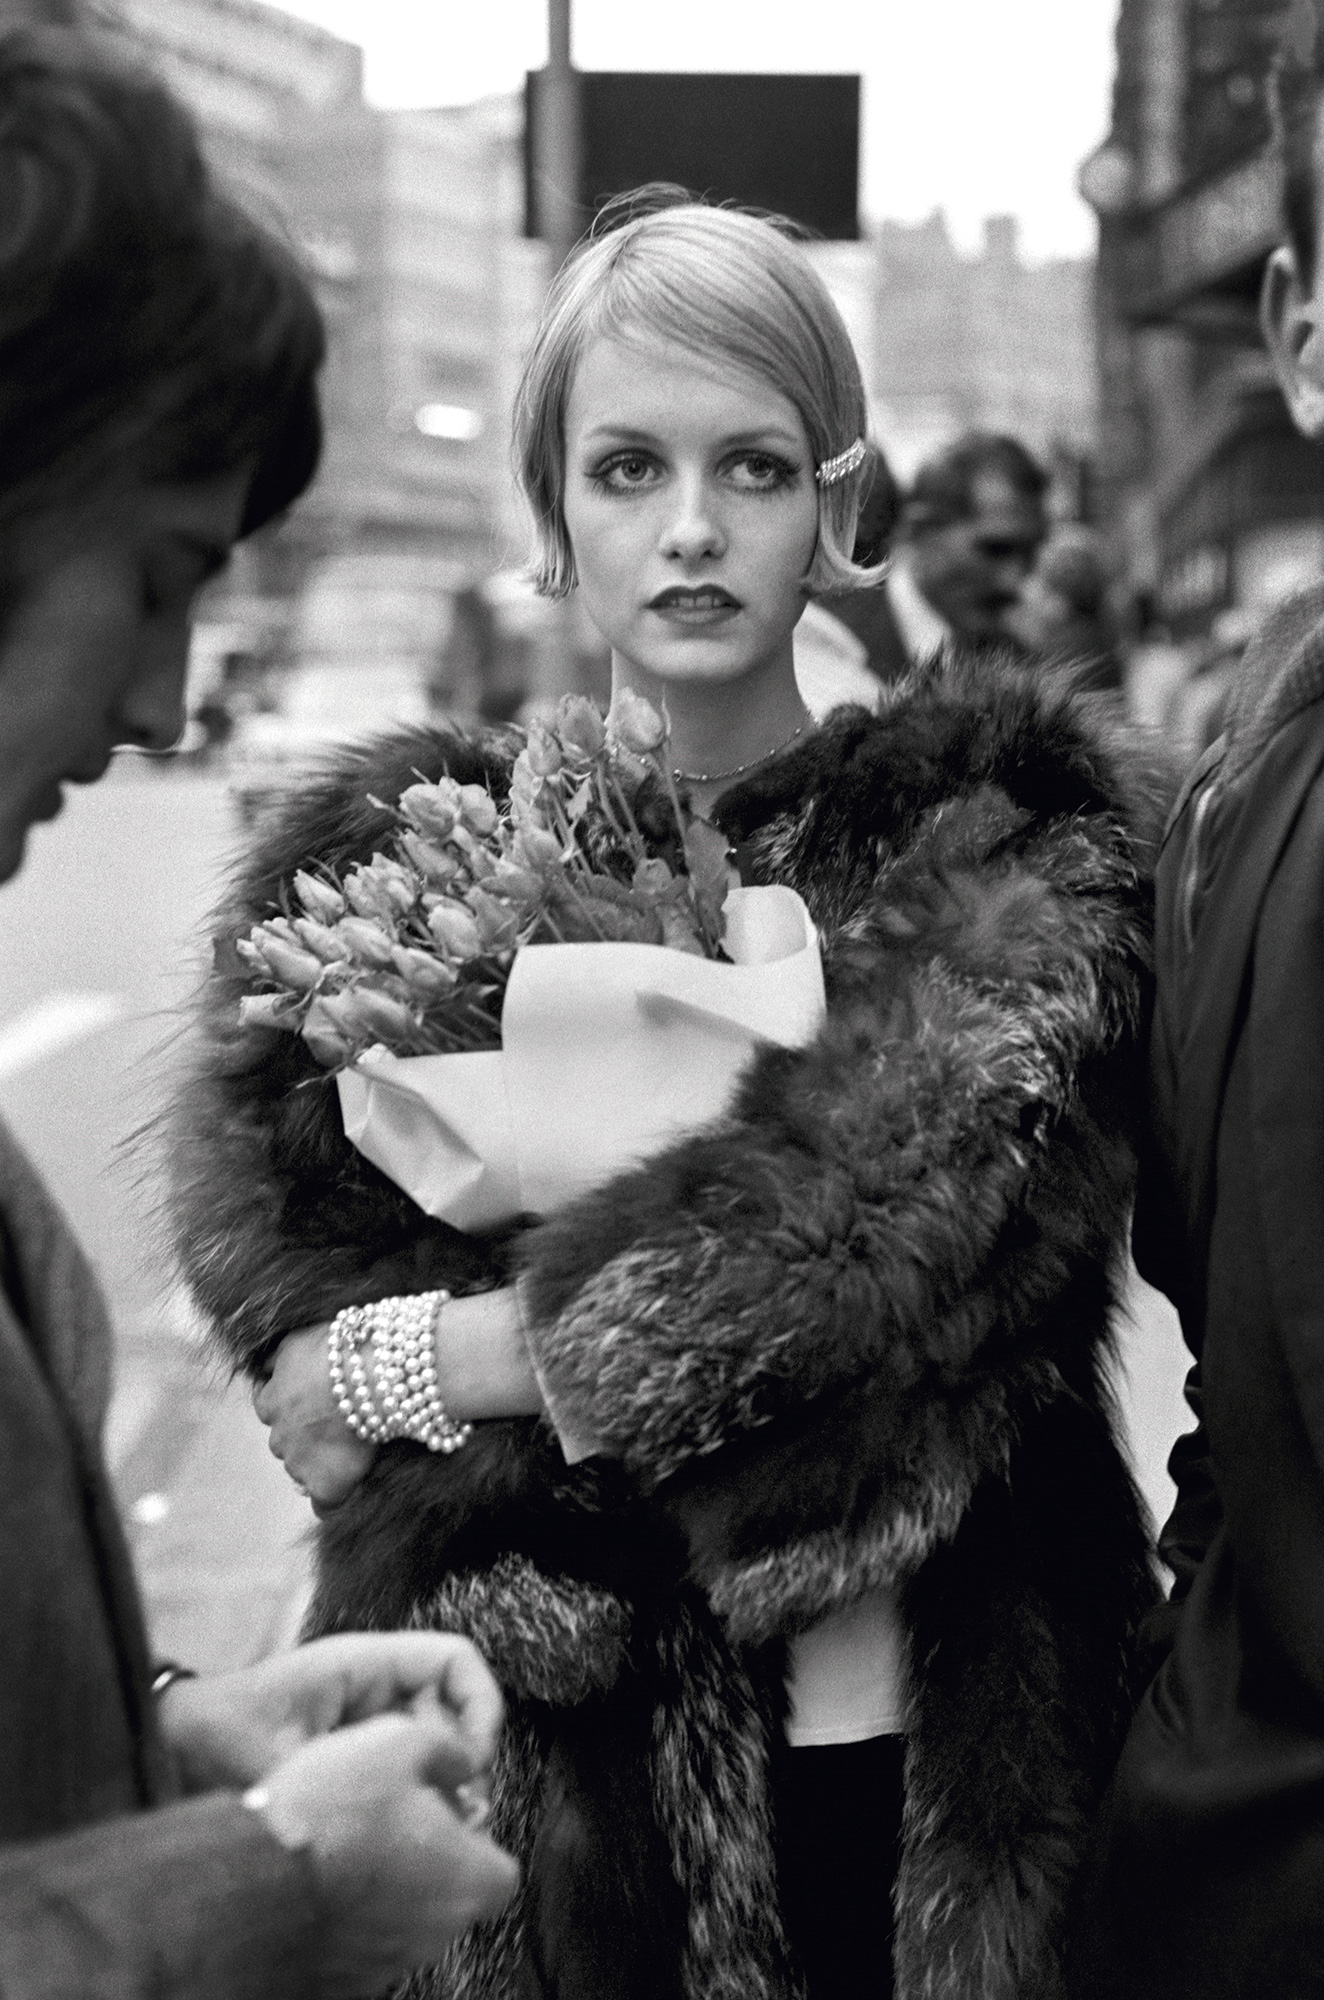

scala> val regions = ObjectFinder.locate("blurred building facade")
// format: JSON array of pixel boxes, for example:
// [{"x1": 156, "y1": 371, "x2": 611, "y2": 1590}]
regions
[
  {"x1": 867, "y1": 213, "x2": 1097, "y2": 485},
  {"x1": 100, "y1": 0, "x2": 361, "y2": 211},
  {"x1": 1084, "y1": 0, "x2": 1324, "y2": 638},
  {"x1": 281, "y1": 93, "x2": 542, "y2": 697},
  {"x1": 28, "y1": 0, "x2": 544, "y2": 720}
]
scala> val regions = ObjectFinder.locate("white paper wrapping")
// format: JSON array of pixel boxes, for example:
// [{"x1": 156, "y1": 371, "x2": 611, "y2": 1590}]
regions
[{"x1": 337, "y1": 884, "x2": 825, "y2": 1229}]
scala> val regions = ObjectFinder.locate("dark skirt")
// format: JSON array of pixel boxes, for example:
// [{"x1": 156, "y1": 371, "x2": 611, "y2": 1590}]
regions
[{"x1": 773, "y1": 1735, "x2": 905, "y2": 1999}]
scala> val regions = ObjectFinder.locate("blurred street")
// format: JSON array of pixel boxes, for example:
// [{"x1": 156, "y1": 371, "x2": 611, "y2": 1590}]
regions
[
  {"x1": 0, "y1": 759, "x2": 1195, "y2": 1675},
  {"x1": 0, "y1": 761, "x2": 312, "y2": 1673}
]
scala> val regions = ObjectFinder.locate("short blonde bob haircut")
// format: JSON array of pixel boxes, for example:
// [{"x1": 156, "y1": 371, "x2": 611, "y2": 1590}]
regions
[{"x1": 513, "y1": 191, "x2": 885, "y2": 599}]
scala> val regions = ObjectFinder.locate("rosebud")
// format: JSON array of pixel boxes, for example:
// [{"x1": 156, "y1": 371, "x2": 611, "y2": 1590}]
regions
[
  {"x1": 426, "y1": 900, "x2": 483, "y2": 960},
  {"x1": 239, "y1": 992, "x2": 300, "y2": 1032},
  {"x1": 253, "y1": 933, "x2": 325, "y2": 993},
  {"x1": 487, "y1": 861, "x2": 544, "y2": 905},
  {"x1": 391, "y1": 944, "x2": 460, "y2": 996},
  {"x1": 399, "y1": 830, "x2": 459, "y2": 887},
  {"x1": 292, "y1": 917, "x2": 352, "y2": 963},
  {"x1": 683, "y1": 818, "x2": 732, "y2": 903},
  {"x1": 399, "y1": 779, "x2": 461, "y2": 838},
  {"x1": 610, "y1": 687, "x2": 667, "y2": 755},
  {"x1": 524, "y1": 721, "x2": 563, "y2": 777},
  {"x1": 341, "y1": 987, "x2": 417, "y2": 1047},
  {"x1": 371, "y1": 854, "x2": 417, "y2": 908},
  {"x1": 335, "y1": 916, "x2": 398, "y2": 969},
  {"x1": 293, "y1": 871, "x2": 345, "y2": 924},
  {"x1": 508, "y1": 758, "x2": 544, "y2": 831},
  {"x1": 556, "y1": 694, "x2": 606, "y2": 758},
  {"x1": 302, "y1": 989, "x2": 360, "y2": 1037},
  {"x1": 466, "y1": 886, "x2": 520, "y2": 953},
  {"x1": 511, "y1": 826, "x2": 563, "y2": 873},
  {"x1": 457, "y1": 783, "x2": 499, "y2": 837},
  {"x1": 299, "y1": 995, "x2": 355, "y2": 1066},
  {"x1": 342, "y1": 870, "x2": 390, "y2": 922},
  {"x1": 345, "y1": 856, "x2": 415, "y2": 921}
]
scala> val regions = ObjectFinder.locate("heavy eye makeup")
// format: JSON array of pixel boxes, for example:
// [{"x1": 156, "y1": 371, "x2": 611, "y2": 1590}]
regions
[{"x1": 585, "y1": 445, "x2": 803, "y2": 497}]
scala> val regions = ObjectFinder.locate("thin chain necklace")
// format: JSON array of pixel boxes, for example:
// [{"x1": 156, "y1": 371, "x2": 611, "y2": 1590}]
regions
[{"x1": 674, "y1": 721, "x2": 812, "y2": 787}]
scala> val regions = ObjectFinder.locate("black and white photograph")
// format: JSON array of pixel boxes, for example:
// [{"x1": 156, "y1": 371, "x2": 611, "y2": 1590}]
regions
[{"x1": 1, "y1": 1, "x2": 1321, "y2": 1995}]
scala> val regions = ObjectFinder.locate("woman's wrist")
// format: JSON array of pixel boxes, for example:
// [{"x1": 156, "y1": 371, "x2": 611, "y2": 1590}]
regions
[
  {"x1": 317, "y1": 1286, "x2": 544, "y2": 1436},
  {"x1": 327, "y1": 1294, "x2": 472, "y2": 1454},
  {"x1": 429, "y1": 1286, "x2": 543, "y2": 1421}
]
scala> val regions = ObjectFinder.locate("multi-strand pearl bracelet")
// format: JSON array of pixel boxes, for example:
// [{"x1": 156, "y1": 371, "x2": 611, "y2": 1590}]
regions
[{"x1": 327, "y1": 1290, "x2": 473, "y2": 1455}]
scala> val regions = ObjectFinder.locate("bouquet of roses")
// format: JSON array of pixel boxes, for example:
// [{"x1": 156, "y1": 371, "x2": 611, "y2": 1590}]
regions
[
  {"x1": 234, "y1": 691, "x2": 731, "y2": 1069},
  {"x1": 233, "y1": 692, "x2": 825, "y2": 1230}
]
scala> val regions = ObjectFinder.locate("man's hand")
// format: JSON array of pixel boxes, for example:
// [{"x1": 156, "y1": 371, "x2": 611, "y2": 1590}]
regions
[
  {"x1": 252, "y1": 1322, "x2": 374, "y2": 1508},
  {"x1": 159, "y1": 1631, "x2": 505, "y2": 1798},
  {"x1": 248, "y1": 1710, "x2": 520, "y2": 1998}
]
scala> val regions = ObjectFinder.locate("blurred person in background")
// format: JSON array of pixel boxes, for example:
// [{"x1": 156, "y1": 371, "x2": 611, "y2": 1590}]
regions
[
  {"x1": 1007, "y1": 524, "x2": 1125, "y2": 694},
  {"x1": 0, "y1": 28, "x2": 516, "y2": 1996},
  {"x1": 177, "y1": 189, "x2": 1168, "y2": 2000},
  {"x1": 1067, "y1": 2, "x2": 1324, "y2": 1991},
  {"x1": 888, "y1": 429, "x2": 1049, "y2": 658},
  {"x1": 427, "y1": 585, "x2": 497, "y2": 719},
  {"x1": 1118, "y1": 589, "x2": 1190, "y2": 735}
]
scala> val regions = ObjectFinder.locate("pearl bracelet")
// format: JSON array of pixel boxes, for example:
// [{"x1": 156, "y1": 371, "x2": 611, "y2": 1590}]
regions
[{"x1": 327, "y1": 1291, "x2": 472, "y2": 1455}]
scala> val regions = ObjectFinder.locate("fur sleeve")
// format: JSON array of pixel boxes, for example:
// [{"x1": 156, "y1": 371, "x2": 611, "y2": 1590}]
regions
[{"x1": 518, "y1": 772, "x2": 1153, "y2": 1492}]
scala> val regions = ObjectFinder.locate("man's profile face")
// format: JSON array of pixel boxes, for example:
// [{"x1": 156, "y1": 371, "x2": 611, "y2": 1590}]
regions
[
  {"x1": 907, "y1": 474, "x2": 1047, "y2": 642},
  {"x1": 0, "y1": 469, "x2": 249, "y2": 884},
  {"x1": 1262, "y1": 94, "x2": 1324, "y2": 439}
]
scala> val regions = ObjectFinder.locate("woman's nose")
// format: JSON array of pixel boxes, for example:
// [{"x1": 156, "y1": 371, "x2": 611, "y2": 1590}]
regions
[{"x1": 660, "y1": 480, "x2": 726, "y2": 564}]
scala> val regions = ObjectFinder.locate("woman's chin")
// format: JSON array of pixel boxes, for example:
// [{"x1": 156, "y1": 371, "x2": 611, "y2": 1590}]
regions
[{"x1": 616, "y1": 643, "x2": 769, "y2": 690}]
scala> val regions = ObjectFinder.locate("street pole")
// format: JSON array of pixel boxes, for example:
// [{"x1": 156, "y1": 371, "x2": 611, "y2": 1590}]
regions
[
  {"x1": 530, "y1": 0, "x2": 591, "y2": 707},
  {"x1": 538, "y1": 0, "x2": 581, "y2": 275}
]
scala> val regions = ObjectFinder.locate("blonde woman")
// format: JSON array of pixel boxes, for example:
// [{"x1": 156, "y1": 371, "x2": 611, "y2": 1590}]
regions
[{"x1": 173, "y1": 192, "x2": 1164, "y2": 2000}]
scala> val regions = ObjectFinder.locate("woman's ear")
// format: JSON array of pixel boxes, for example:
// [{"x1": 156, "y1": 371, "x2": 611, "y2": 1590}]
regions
[{"x1": 1261, "y1": 245, "x2": 1324, "y2": 438}]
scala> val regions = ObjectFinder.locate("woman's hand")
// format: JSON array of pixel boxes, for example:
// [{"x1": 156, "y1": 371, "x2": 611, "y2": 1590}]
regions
[
  {"x1": 253, "y1": 1324, "x2": 376, "y2": 1509},
  {"x1": 253, "y1": 1288, "x2": 545, "y2": 1508}
]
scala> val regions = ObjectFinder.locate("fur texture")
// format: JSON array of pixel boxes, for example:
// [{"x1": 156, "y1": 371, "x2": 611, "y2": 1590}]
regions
[{"x1": 166, "y1": 658, "x2": 1167, "y2": 1998}]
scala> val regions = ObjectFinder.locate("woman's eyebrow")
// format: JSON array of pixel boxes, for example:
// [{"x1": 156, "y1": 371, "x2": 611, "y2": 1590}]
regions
[
  {"x1": 580, "y1": 424, "x2": 662, "y2": 446},
  {"x1": 718, "y1": 427, "x2": 804, "y2": 451},
  {"x1": 579, "y1": 424, "x2": 804, "y2": 450}
]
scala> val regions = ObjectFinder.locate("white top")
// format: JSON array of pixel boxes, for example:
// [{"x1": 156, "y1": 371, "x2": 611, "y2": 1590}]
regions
[
  {"x1": 784, "y1": 1584, "x2": 908, "y2": 1746},
  {"x1": 534, "y1": 1354, "x2": 911, "y2": 1745}
]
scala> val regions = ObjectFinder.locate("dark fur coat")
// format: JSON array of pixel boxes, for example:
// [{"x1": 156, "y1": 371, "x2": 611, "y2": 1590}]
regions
[{"x1": 168, "y1": 658, "x2": 1165, "y2": 2000}]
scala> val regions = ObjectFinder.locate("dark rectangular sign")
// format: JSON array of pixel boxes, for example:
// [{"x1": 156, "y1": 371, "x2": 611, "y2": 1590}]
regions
[{"x1": 525, "y1": 71, "x2": 860, "y2": 242}]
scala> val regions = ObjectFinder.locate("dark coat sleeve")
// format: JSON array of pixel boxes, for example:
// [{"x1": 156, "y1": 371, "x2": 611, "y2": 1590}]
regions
[
  {"x1": 1199, "y1": 769, "x2": 1324, "y2": 1704},
  {"x1": 0, "y1": 1796, "x2": 322, "y2": 2000},
  {"x1": 518, "y1": 770, "x2": 1152, "y2": 1500}
]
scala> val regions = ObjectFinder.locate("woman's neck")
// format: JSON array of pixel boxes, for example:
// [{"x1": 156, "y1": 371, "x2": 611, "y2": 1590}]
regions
[{"x1": 608, "y1": 641, "x2": 813, "y2": 798}]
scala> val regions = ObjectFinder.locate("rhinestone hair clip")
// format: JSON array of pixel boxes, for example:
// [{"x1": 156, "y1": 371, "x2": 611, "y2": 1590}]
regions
[{"x1": 815, "y1": 438, "x2": 867, "y2": 487}]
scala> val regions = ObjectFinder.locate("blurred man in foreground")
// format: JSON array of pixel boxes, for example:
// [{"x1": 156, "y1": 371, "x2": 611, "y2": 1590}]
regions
[
  {"x1": 1068, "y1": 3, "x2": 1324, "y2": 1991},
  {"x1": 0, "y1": 28, "x2": 516, "y2": 1996}
]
